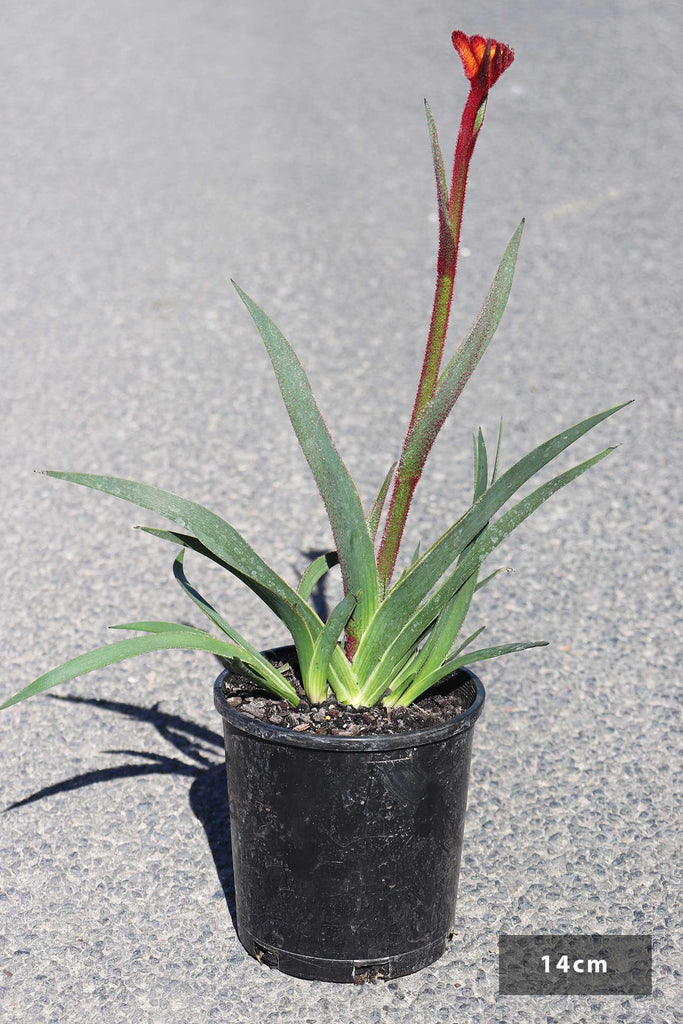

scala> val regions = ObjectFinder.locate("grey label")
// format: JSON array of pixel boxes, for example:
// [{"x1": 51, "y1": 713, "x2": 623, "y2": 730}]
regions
[{"x1": 498, "y1": 934, "x2": 652, "y2": 995}]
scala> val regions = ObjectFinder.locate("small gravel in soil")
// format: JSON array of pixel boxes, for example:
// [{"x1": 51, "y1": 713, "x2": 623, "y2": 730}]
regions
[{"x1": 220, "y1": 657, "x2": 470, "y2": 737}]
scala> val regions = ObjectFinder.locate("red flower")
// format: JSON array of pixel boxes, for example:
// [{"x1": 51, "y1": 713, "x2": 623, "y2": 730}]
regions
[{"x1": 451, "y1": 31, "x2": 514, "y2": 90}]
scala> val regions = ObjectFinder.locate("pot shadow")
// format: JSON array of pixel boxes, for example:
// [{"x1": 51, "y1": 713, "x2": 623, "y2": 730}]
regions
[{"x1": 4, "y1": 693, "x2": 237, "y2": 927}]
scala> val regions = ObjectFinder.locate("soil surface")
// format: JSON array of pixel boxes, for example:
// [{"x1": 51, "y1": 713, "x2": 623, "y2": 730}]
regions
[{"x1": 220, "y1": 656, "x2": 471, "y2": 737}]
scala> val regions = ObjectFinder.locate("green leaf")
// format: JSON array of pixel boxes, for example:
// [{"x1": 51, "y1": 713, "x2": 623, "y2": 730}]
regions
[
  {"x1": 297, "y1": 551, "x2": 339, "y2": 601},
  {"x1": 354, "y1": 402, "x2": 629, "y2": 683},
  {"x1": 394, "y1": 540, "x2": 424, "y2": 588},
  {"x1": 172, "y1": 549, "x2": 251, "y2": 648},
  {"x1": 326, "y1": 644, "x2": 360, "y2": 704},
  {"x1": 475, "y1": 428, "x2": 488, "y2": 501},
  {"x1": 383, "y1": 624, "x2": 487, "y2": 706},
  {"x1": 492, "y1": 417, "x2": 504, "y2": 483},
  {"x1": 425, "y1": 99, "x2": 455, "y2": 263},
  {"x1": 367, "y1": 462, "x2": 396, "y2": 542},
  {"x1": 410, "y1": 572, "x2": 478, "y2": 685},
  {"x1": 383, "y1": 650, "x2": 420, "y2": 695},
  {"x1": 1, "y1": 631, "x2": 300, "y2": 711},
  {"x1": 138, "y1": 526, "x2": 315, "y2": 673},
  {"x1": 394, "y1": 640, "x2": 549, "y2": 705},
  {"x1": 110, "y1": 620, "x2": 210, "y2": 635},
  {"x1": 356, "y1": 444, "x2": 617, "y2": 704},
  {"x1": 449, "y1": 624, "x2": 487, "y2": 658},
  {"x1": 139, "y1": 526, "x2": 360, "y2": 702},
  {"x1": 349, "y1": 615, "x2": 438, "y2": 708},
  {"x1": 232, "y1": 282, "x2": 379, "y2": 643},
  {"x1": 139, "y1": 526, "x2": 314, "y2": 627},
  {"x1": 43, "y1": 474, "x2": 320, "y2": 675},
  {"x1": 472, "y1": 433, "x2": 479, "y2": 496},
  {"x1": 172, "y1": 549, "x2": 294, "y2": 697},
  {"x1": 476, "y1": 567, "x2": 513, "y2": 591},
  {"x1": 400, "y1": 222, "x2": 524, "y2": 485},
  {"x1": 379, "y1": 647, "x2": 426, "y2": 702},
  {"x1": 472, "y1": 96, "x2": 487, "y2": 135},
  {"x1": 399, "y1": 424, "x2": 491, "y2": 698},
  {"x1": 306, "y1": 592, "x2": 358, "y2": 704},
  {"x1": 412, "y1": 428, "x2": 488, "y2": 679}
]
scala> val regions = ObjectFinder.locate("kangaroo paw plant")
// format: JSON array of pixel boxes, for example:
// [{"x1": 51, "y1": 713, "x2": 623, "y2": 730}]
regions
[
  {"x1": 4, "y1": 27, "x2": 631, "y2": 987},
  {"x1": 2, "y1": 31, "x2": 628, "y2": 717}
]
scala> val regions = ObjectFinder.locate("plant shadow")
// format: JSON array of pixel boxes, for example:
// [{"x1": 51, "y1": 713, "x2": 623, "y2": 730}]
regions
[
  {"x1": 5, "y1": 548, "x2": 338, "y2": 927},
  {"x1": 4, "y1": 693, "x2": 237, "y2": 927}
]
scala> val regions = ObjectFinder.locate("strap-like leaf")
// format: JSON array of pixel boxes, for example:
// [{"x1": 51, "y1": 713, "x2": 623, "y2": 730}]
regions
[
  {"x1": 137, "y1": 526, "x2": 360, "y2": 701},
  {"x1": 399, "y1": 222, "x2": 524, "y2": 485},
  {"x1": 476, "y1": 567, "x2": 513, "y2": 590},
  {"x1": 410, "y1": 572, "x2": 478, "y2": 685},
  {"x1": 381, "y1": 648, "x2": 424, "y2": 699},
  {"x1": 42, "y1": 474, "x2": 320, "y2": 679},
  {"x1": 146, "y1": 526, "x2": 362, "y2": 702},
  {"x1": 409, "y1": 427, "x2": 487, "y2": 677},
  {"x1": 172, "y1": 549, "x2": 293, "y2": 697},
  {"x1": 492, "y1": 417, "x2": 504, "y2": 483},
  {"x1": 394, "y1": 540, "x2": 424, "y2": 588},
  {"x1": 349, "y1": 615, "x2": 439, "y2": 708},
  {"x1": 354, "y1": 402, "x2": 629, "y2": 682},
  {"x1": 393, "y1": 640, "x2": 549, "y2": 706},
  {"x1": 306, "y1": 592, "x2": 358, "y2": 704},
  {"x1": 425, "y1": 99, "x2": 455, "y2": 264},
  {"x1": 475, "y1": 427, "x2": 489, "y2": 500},
  {"x1": 298, "y1": 551, "x2": 339, "y2": 601},
  {"x1": 232, "y1": 283, "x2": 379, "y2": 643},
  {"x1": 367, "y1": 462, "x2": 396, "y2": 542},
  {"x1": 46, "y1": 471, "x2": 315, "y2": 622},
  {"x1": 172, "y1": 549, "x2": 251, "y2": 648},
  {"x1": 356, "y1": 445, "x2": 617, "y2": 704},
  {"x1": 110, "y1": 620, "x2": 209, "y2": 635},
  {"x1": 1, "y1": 631, "x2": 300, "y2": 711},
  {"x1": 137, "y1": 525, "x2": 318, "y2": 680},
  {"x1": 449, "y1": 624, "x2": 487, "y2": 658},
  {"x1": 384, "y1": 624, "x2": 488, "y2": 705},
  {"x1": 387, "y1": 428, "x2": 494, "y2": 703}
]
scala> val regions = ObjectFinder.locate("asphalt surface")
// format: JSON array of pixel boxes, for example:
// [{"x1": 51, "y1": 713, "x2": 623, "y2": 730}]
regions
[{"x1": 1, "y1": 1, "x2": 680, "y2": 1022}]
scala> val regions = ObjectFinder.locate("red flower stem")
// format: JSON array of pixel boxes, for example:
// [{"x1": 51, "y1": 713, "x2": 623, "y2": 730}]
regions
[{"x1": 376, "y1": 83, "x2": 487, "y2": 592}]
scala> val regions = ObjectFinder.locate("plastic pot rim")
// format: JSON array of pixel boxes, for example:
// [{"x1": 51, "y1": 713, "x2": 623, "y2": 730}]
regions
[{"x1": 213, "y1": 644, "x2": 485, "y2": 752}]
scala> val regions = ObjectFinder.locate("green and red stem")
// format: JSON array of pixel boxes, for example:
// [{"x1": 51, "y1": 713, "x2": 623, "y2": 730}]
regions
[{"x1": 376, "y1": 45, "x2": 495, "y2": 591}]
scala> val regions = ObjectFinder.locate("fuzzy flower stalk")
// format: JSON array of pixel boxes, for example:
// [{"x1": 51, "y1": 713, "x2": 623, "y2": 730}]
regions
[{"x1": 376, "y1": 33, "x2": 516, "y2": 591}]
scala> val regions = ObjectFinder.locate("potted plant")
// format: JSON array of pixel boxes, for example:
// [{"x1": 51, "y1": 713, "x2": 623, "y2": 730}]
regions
[{"x1": 2, "y1": 30, "x2": 628, "y2": 983}]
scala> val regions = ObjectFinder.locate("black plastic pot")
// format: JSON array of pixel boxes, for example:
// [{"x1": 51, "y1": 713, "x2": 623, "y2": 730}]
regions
[{"x1": 213, "y1": 646, "x2": 485, "y2": 983}]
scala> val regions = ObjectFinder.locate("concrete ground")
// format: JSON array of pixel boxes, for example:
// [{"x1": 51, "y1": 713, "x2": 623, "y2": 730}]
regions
[{"x1": 1, "y1": 1, "x2": 680, "y2": 1021}]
